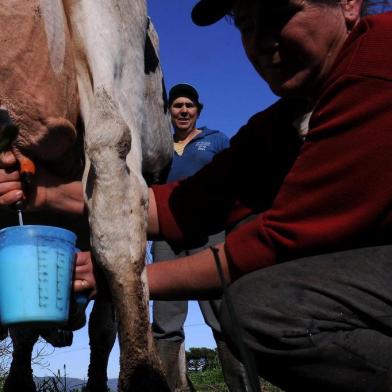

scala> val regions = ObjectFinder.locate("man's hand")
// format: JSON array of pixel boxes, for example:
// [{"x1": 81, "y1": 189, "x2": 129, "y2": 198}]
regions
[
  {"x1": 73, "y1": 251, "x2": 97, "y2": 298},
  {"x1": 0, "y1": 149, "x2": 84, "y2": 214},
  {"x1": 0, "y1": 151, "x2": 24, "y2": 207},
  {"x1": 0, "y1": 150, "x2": 49, "y2": 210}
]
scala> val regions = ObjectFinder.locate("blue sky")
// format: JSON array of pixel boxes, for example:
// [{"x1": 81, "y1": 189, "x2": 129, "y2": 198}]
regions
[{"x1": 32, "y1": 0, "x2": 278, "y2": 380}]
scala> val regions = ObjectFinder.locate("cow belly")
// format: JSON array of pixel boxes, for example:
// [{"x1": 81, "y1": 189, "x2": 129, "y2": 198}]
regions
[{"x1": 0, "y1": 1, "x2": 79, "y2": 168}]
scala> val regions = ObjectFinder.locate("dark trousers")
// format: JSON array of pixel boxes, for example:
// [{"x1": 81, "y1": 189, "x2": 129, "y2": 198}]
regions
[
  {"x1": 152, "y1": 232, "x2": 225, "y2": 340},
  {"x1": 220, "y1": 246, "x2": 392, "y2": 392}
]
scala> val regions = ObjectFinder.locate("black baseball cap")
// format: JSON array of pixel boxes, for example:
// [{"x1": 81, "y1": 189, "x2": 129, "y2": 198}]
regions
[
  {"x1": 168, "y1": 83, "x2": 204, "y2": 112},
  {"x1": 192, "y1": 0, "x2": 233, "y2": 26}
]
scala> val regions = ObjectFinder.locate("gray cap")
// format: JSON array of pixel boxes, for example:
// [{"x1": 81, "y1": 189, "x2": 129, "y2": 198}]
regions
[{"x1": 191, "y1": 0, "x2": 232, "y2": 26}]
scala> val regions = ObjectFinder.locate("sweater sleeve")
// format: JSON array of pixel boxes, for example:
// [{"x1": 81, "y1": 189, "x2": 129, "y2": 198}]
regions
[{"x1": 226, "y1": 74, "x2": 392, "y2": 275}]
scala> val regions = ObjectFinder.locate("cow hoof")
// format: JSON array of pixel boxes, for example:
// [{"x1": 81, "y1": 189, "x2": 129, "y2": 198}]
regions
[
  {"x1": 85, "y1": 382, "x2": 110, "y2": 392},
  {"x1": 3, "y1": 372, "x2": 37, "y2": 392}
]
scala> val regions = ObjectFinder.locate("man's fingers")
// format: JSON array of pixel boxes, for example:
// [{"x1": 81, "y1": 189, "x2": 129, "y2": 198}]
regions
[
  {"x1": 73, "y1": 278, "x2": 97, "y2": 298},
  {"x1": 0, "y1": 189, "x2": 23, "y2": 207},
  {"x1": 0, "y1": 180, "x2": 22, "y2": 194},
  {"x1": 0, "y1": 168, "x2": 21, "y2": 180},
  {"x1": 73, "y1": 279, "x2": 89, "y2": 292},
  {"x1": 0, "y1": 151, "x2": 17, "y2": 167},
  {"x1": 73, "y1": 265, "x2": 95, "y2": 286},
  {"x1": 73, "y1": 251, "x2": 97, "y2": 296},
  {"x1": 74, "y1": 257, "x2": 90, "y2": 268}
]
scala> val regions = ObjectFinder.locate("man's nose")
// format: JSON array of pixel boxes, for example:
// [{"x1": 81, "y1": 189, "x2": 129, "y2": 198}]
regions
[
  {"x1": 257, "y1": 31, "x2": 279, "y2": 54},
  {"x1": 245, "y1": 29, "x2": 278, "y2": 61}
]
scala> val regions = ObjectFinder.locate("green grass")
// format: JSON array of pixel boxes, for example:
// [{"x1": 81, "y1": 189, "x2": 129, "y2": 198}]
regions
[
  {"x1": 189, "y1": 367, "x2": 229, "y2": 391},
  {"x1": 188, "y1": 368, "x2": 284, "y2": 392},
  {"x1": 263, "y1": 380, "x2": 285, "y2": 392}
]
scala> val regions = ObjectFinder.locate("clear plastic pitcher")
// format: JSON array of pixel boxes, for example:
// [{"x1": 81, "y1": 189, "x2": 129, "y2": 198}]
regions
[{"x1": 0, "y1": 225, "x2": 76, "y2": 326}]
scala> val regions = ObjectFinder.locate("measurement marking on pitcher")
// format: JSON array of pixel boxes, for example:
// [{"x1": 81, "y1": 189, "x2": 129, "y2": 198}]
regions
[
  {"x1": 37, "y1": 237, "x2": 51, "y2": 308},
  {"x1": 56, "y1": 249, "x2": 66, "y2": 311}
]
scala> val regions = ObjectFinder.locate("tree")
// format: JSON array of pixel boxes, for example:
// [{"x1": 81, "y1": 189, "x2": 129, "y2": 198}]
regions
[{"x1": 186, "y1": 347, "x2": 219, "y2": 372}]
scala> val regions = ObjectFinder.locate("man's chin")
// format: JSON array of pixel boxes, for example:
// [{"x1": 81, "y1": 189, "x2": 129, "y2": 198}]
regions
[
  {"x1": 269, "y1": 80, "x2": 310, "y2": 99},
  {"x1": 267, "y1": 71, "x2": 317, "y2": 99},
  {"x1": 174, "y1": 125, "x2": 194, "y2": 134}
]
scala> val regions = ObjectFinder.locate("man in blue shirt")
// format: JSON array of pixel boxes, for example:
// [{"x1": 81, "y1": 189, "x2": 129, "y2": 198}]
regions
[
  {"x1": 164, "y1": 84, "x2": 229, "y2": 182},
  {"x1": 152, "y1": 84, "x2": 250, "y2": 391}
]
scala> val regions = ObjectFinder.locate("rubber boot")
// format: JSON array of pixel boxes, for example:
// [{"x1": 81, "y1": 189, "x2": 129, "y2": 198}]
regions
[
  {"x1": 155, "y1": 340, "x2": 183, "y2": 391},
  {"x1": 176, "y1": 341, "x2": 196, "y2": 392},
  {"x1": 216, "y1": 338, "x2": 262, "y2": 392}
]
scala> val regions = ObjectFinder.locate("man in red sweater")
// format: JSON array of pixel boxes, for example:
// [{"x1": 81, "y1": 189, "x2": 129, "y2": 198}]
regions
[{"x1": 142, "y1": 1, "x2": 392, "y2": 390}]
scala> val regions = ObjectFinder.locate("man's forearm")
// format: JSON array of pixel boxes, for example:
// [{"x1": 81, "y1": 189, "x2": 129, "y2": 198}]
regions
[
  {"x1": 147, "y1": 242, "x2": 230, "y2": 300},
  {"x1": 45, "y1": 180, "x2": 85, "y2": 215}
]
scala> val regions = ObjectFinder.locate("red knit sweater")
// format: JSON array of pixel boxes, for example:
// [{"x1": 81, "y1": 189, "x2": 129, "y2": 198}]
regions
[{"x1": 152, "y1": 12, "x2": 392, "y2": 277}]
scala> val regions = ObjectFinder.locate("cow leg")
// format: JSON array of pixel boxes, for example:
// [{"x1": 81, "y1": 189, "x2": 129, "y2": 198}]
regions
[
  {"x1": 85, "y1": 89, "x2": 169, "y2": 392},
  {"x1": 86, "y1": 280, "x2": 117, "y2": 392},
  {"x1": 63, "y1": 1, "x2": 171, "y2": 389},
  {"x1": 4, "y1": 327, "x2": 38, "y2": 392}
]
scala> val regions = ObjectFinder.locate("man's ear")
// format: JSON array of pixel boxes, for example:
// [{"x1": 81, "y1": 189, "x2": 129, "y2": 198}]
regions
[{"x1": 341, "y1": 0, "x2": 363, "y2": 30}]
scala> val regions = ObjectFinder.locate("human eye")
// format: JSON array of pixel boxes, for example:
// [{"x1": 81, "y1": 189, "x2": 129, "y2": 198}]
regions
[
  {"x1": 235, "y1": 16, "x2": 255, "y2": 37},
  {"x1": 261, "y1": 4, "x2": 298, "y2": 32},
  {"x1": 272, "y1": 4, "x2": 299, "y2": 24}
]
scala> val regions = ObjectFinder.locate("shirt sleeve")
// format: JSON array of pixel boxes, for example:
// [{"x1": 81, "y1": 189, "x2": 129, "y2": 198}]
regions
[{"x1": 225, "y1": 74, "x2": 392, "y2": 276}]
